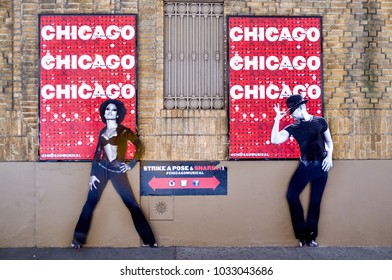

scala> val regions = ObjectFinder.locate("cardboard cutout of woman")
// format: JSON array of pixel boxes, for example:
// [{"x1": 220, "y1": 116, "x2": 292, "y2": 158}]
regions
[{"x1": 71, "y1": 99, "x2": 157, "y2": 248}]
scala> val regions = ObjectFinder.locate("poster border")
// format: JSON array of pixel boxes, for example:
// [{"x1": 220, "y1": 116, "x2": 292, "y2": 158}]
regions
[
  {"x1": 38, "y1": 14, "x2": 139, "y2": 162},
  {"x1": 226, "y1": 15, "x2": 324, "y2": 161}
]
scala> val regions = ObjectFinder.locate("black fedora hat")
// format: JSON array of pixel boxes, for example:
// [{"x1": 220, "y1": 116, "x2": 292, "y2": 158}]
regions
[{"x1": 286, "y1": 95, "x2": 308, "y2": 114}]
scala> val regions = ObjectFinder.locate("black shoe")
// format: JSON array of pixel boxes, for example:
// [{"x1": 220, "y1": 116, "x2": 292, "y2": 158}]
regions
[
  {"x1": 142, "y1": 243, "x2": 158, "y2": 248},
  {"x1": 71, "y1": 238, "x2": 83, "y2": 249},
  {"x1": 306, "y1": 239, "x2": 319, "y2": 247},
  {"x1": 298, "y1": 239, "x2": 306, "y2": 247}
]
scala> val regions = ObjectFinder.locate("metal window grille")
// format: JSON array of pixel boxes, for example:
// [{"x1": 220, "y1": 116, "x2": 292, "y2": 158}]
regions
[{"x1": 164, "y1": 2, "x2": 224, "y2": 110}]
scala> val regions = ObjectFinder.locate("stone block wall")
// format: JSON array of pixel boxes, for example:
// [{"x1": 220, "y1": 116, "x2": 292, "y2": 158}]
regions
[{"x1": 1, "y1": 0, "x2": 392, "y2": 161}]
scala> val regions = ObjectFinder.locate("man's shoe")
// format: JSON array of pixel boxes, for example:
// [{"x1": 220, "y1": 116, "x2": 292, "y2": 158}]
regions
[
  {"x1": 142, "y1": 242, "x2": 158, "y2": 248},
  {"x1": 306, "y1": 240, "x2": 319, "y2": 247},
  {"x1": 71, "y1": 239, "x2": 83, "y2": 249}
]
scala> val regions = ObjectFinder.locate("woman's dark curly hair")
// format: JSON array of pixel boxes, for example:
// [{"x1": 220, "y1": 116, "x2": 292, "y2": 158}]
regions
[{"x1": 99, "y1": 99, "x2": 127, "y2": 124}]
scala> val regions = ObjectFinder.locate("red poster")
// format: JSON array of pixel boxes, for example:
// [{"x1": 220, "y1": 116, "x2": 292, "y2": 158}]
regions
[
  {"x1": 228, "y1": 16, "x2": 323, "y2": 159},
  {"x1": 39, "y1": 15, "x2": 137, "y2": 161}
]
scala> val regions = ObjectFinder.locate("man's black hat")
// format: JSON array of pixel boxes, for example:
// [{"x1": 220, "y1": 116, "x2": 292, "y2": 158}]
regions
[{"x1": 286, "y1": 95, "x2": 308, "y2": 114}]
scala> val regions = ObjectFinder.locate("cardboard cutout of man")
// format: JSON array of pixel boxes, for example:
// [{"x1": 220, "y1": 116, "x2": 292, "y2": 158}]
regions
[
  {"x1": 271, "y1": 95, "x2": 333, "y2": 247},
  {"x1": 71, "y1": 99, "x2": 157, "y2": 248}
]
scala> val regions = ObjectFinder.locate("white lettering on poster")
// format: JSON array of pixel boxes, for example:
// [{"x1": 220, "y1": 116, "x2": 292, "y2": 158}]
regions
[
  {"x1": 229, "y1": 26, "x2": 320, "y2": 42},
  {"x1": 41, "y1": 54, "x2": 135, "y2": 70},
  {"x1": 230, "y1": 55, "x2": 320, "y2": 71},
  {"x1": 230, "y1": 84, "x2": 321, "y2": 100},
  {"x1": 41, "y1": 84, "x2": 135, "y2": 100},
  {"x1": 41, "y1": 25, "x2": 135, "y2": 40}
]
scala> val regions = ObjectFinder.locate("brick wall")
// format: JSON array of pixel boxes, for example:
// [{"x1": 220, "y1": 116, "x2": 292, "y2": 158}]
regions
[{"x1": 1, "y1": 0, "x2": 392, "y2": 161}]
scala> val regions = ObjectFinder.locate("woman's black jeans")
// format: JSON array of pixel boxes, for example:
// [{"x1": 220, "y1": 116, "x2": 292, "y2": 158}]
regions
[
  {"x1": 73, "y1": 160, "x2": 156, "y2": 245},
  {"x1": 286, "y1": 160, "x2": 328, "y2": 241}
]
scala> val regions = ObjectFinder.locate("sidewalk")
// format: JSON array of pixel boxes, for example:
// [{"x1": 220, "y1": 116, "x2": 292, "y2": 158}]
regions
[{"x1": 1, "y1": 246, "x2": 391, "y2": 260}]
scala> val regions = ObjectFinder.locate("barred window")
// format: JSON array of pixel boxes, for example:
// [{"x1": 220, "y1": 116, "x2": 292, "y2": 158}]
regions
[{"x1": 164, "y1": 2, "x2": 224, "y2": 110}]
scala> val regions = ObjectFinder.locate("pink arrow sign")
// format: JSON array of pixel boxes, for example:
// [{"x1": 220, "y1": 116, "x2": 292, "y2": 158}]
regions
[{"x1": 148, "y1": 176, "x2": 220, "y2": 191}]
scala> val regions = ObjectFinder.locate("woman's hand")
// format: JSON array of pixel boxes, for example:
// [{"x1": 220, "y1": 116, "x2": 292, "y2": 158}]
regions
[{"x1": 120, "y1": 163, "x2": 131, "y2": 173}]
